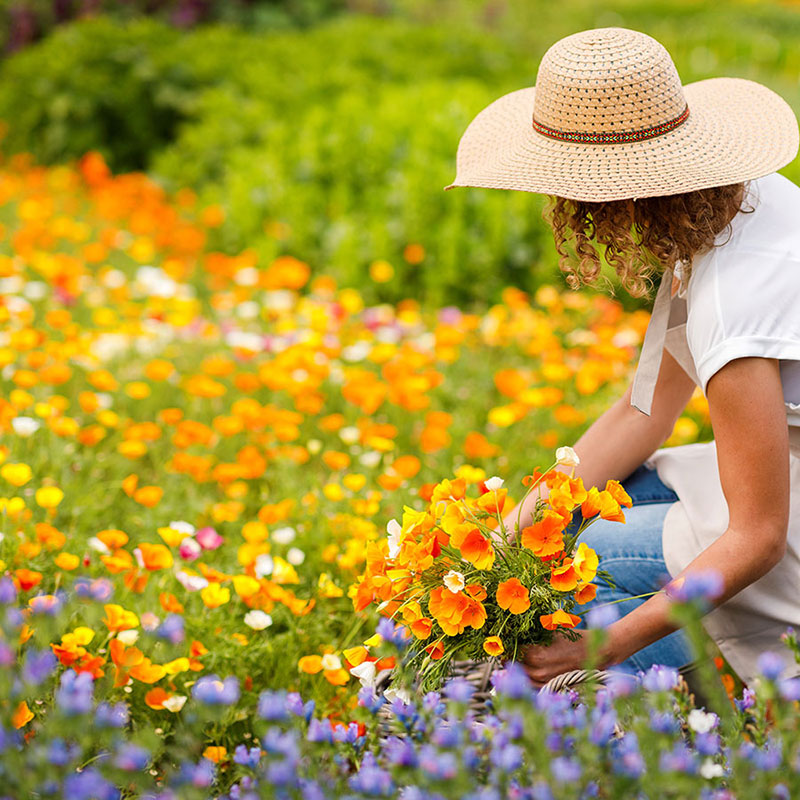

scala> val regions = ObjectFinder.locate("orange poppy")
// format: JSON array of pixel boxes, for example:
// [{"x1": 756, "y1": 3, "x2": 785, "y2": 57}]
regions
[
  {"x1": 496, "y1": 578, "x2": 531, "y2": 615},
  {"x1": 575, "y1": 583, "x2": 597, "y2": 604},
  {"x1": 550, "y1": 562, "x2": 579, "y2": 592},
  {"x1": 483, "y1": 636, "x2": 505, "y2": 657},
  {"x1": 521, "y1": 510, "x2": 566, "y2": 557},
  {"x1": 605, "y1": 479, "x2": 633, "y2": 509},
  {"x1": 451, "y1": 527, "x2": 495, "y2": 570},
  {"x1": 540, "y1": 609, "x2": 581, "y2": 630}
]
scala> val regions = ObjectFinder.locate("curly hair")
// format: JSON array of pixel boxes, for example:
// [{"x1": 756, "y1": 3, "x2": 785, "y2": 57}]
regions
[{"x1": 542, "y1": 183, "x2": 752, "y2": 299}]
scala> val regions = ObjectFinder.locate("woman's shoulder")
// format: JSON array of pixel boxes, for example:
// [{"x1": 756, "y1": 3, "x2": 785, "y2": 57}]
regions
[
  {"x1": 684, "y1": 172, "x2": 800, "y2": 392},
  {"x1": 722, "y1": 172, "x2": 800, "y2": 255}
]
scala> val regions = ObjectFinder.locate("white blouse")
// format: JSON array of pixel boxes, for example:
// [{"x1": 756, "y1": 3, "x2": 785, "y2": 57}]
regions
[{"x1": 641, "y1": 172, "x2": 800, "y2": 684}]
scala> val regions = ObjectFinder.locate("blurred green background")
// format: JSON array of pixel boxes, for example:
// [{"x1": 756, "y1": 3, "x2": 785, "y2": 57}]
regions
[{"x1": 1, "y1": 0, "x2": 799, "y2": 307}]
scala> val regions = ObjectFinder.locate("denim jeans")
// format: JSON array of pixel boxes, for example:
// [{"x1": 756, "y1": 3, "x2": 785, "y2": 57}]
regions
[{"x1": 572, "y1": 465, "x2": 694, "y2": 673}]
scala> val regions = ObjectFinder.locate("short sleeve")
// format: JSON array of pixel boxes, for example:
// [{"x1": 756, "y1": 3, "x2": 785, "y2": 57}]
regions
[{"x1": 686, "y1": 244, "x2": 800, "y2": 393}]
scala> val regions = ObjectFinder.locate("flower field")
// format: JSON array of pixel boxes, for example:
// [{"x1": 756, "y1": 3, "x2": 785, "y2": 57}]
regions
[{"x1": 5, "y1": 150, "x2": 780, "y2": 798}]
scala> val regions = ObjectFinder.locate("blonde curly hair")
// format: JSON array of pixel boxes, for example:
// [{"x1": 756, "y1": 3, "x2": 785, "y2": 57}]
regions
[{"x1": 543, "y1": 183, "x2": 751, "y2": 299}]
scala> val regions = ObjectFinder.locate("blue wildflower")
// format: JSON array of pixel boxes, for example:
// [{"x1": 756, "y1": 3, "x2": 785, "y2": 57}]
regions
[
  {"x1": 735, "y1": 687, "x2": 757, "y2": 711},
  {"x1": 114, "y1": 743, "x2": 150, "y2": 771},
  {"x1": 551, "y1": 756, "x2": 582, "y2": 783},
  {"x1": 191, "y1": 674, "x2": 240, "y2": 705},
  {"x1": 0, "y1": 576, "x2": 17, "y2": 604},
  {"x1": 55, "y1": 670, "x2": 94, "y2": 716},
  {"x1": 419, "y1": 744, "x2": 458, "y2": 781},
  {"x1": 156, "y1": 614, "x2": 185, "y2": 645},
  {"x1": 233, "y1": 744, "x2": 261, "y2": 768},
  {"x1": 443, "y1": 677, "x2": 474, "y2": 704},
  {"x1": 286, "y1": 691, "x2": 315, "y2": 722},
  {"x1": 659, "y1": 742, "x2": 698, "y2": 774},
  {"x1": 349, "y1": 752, "x2": 394, "y2": 796},
  {"x1": 176, "y1": 759, "x2": 215, "y2": 788},
  {"x1": 358, "y1": 685, "x2": 386, "y2": 714},
  {"x1": 490, "y1": 662, "x2": 532, "y2": 700},
  {"x1": 74, "y1": 577, "x2": 113, "y2": 602},
  {"x1": 757, "y1": 651, "x2": 785, "y2": 681},
  {"x1": 95, "y1": 701, "x2": 129, "y2": 729},
  {"x1": 258, "y1": 690, "x2": 289, "y2": 721},
  {"x1": 490, "y1": 743, "x2": 523, "y2": 772},
  {"x1": 307, "y1": 717, "x2": 335, "y2": 743},
  {"x1": 585, "y1": 604, "x2": 619, "y2": 629},
  {"x1": 649, "y1": 709, "x2": 679, "y2": 734},
  {"x1": 666, "y1": 569, "x2": 723, "y2": 606},
  {"x1": 642, "y1": 664, "x2": 680, "y2": 692},
  {"x1": 383, "y1": 736, "x2": 418, "y2": 768},
  {"x1": 22, "y1": 648, "x2": 57, "y2": 686},
  {"x1": 63, "y1": 768, "x2": 119, "y2": 800},
  {"x1": 590, "y1": 709, "x2": 617, "y2": 745}
]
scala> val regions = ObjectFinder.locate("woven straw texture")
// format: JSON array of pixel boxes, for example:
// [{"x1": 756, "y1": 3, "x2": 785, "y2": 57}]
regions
[{"x1": 445, "y1": 27, "x2": 799, "y2": 201}]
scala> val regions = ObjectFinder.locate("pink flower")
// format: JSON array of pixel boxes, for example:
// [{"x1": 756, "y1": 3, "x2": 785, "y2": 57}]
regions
[
  {"x1": 179, "y1": 538, "x2": 202, "y2": 561},
  {"x1": 195, "y1": 527, "x2": 224, "y2": 551}
]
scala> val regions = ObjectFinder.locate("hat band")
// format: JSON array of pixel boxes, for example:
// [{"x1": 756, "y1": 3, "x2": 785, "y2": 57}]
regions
[{"x1": 532, "y1": 104, "x2": 690, "y2": 144}]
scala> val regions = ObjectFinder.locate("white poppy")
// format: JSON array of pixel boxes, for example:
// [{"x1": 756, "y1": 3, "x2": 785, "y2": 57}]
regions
[
  {"x1": 244, "y1": 610, "x2": 273, "y2": 631},
  {"x1": 384, "y1": 687, "x2": 412, "y2": 705},
  {"x1": 350, "y1": 660, "x2": 377, "y2": 687},
  {"x1": 11, "y1": 417, "x2": 40, "y2": 437},
  {"x1": 688, "y1": 709, "x2": 718, "y2": 734},
  {"x1": 320, "y1": 654, "x2": 342, "y2": 671},
  {"x1": 386, "y1": 519, "x2": 402, "y2": 559},
  {"x1": 272, "y1": 526, "x2": 296, "y2": 545},
  {"x1": 255, "y1": 554, "x2": 274, "y2": 578},
  {"x1": 163, "y1": 695, "x2": 187, "y2": 713},
  {"x1": 555, "y1": 446, "x2": 580, "y2": 467},
  {"x1": 484, "y1": 476, "x2": 504, "y2": 491},
  {"x1": 443, "y1": 570, "x2": 466, "y2": 593}
]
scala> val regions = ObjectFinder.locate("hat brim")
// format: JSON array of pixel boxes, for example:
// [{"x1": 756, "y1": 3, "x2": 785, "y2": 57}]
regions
[{"x1": 444, "y1": 77, "x2": 799, "y2": 201}]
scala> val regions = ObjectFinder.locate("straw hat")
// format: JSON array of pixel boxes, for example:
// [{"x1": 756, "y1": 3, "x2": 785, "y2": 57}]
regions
[{"x1": 445, "y1": 27, "x2": 799, "y2": 202}]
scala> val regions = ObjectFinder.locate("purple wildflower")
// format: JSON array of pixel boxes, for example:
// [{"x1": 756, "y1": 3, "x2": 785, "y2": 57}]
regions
[
  {"x1": 22, "y1": 649, "x2": 57, "y2": 686},
  {"x1": 551, "y1": 756, "x2": 582, "y2": 783},
  {"x1": 191, "y1": 674, "x2": 240, "y2": 705},
  {"x1": 233, "y1": 744, "x2": 261, "y2": 768},
  {"x1": 443, "y1": 677, "x2": 474, "y2": 704},
  {"x1": 258, "y1": 690, "x2": 289, "y2": 721},
  {"x1": 55, "y1": 670, "x2": 94, "y2": 716},
  {"x1": 157, "y1": 614, "x2": 185, "y2": 645},
  {"x1": 0, "y1": 577, "x2": 17, "y2": 604},
  {"x1": 490, "y1": 662, "x2": 532, "y2": 700},
  {"x1": 666, "y1": 569, "x2": 724, "y2": 605},
  {"x1": 418, "y1": 744, "x2": 458, "y2": 781},
  {"x1": 585, "y1": 604, "x2": 619, "y2": 629},
  {"x1": 642, "y1": 664, "x2": 680, "y2": 692},
  {"x1": 63, "y1": 768, "x2": 119, "y2": 800},
  {"x1": 114, "y1": 743, "x2": 150, "y2": 771},
  {"x1": 757, "y1": 651, "x2": 786, "y2": 681},
  {"x1": 95, "y1": 701, "x2": 129, "y2": 729},
  {"x1": 383, "y1": 736, "x2": 418, "y2": 768},
  {"x1": 307, "y1": 718, "x2": 335, "y2": 743}
]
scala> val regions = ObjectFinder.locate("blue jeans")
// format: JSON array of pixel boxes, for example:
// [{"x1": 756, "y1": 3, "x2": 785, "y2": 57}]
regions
[{"x1": 572, "y1": 465, "x2": 694, "y2": 673}]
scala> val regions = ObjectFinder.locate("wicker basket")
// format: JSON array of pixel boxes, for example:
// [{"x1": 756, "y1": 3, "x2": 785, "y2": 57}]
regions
[{"x1": 375, "y1": 661, "x2": 613, "y2": 741}]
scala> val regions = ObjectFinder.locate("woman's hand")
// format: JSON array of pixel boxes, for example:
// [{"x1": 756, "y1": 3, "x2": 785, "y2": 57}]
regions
[{"x1": 517, "y1": 631, "x2": 590, "y2": 687}]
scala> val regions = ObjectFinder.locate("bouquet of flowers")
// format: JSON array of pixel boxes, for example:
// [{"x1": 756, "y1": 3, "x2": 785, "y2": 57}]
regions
[{"x1": 352, "y1": 447, "x2": 631, "y2": 689}]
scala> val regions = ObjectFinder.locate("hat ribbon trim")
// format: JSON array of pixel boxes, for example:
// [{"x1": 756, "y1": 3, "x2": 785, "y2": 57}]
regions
[{"x1": 532, "y1": 104, "x2": 690, "y2": 144}]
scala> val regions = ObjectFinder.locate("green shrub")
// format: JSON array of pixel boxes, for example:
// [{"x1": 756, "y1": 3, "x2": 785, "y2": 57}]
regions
[{"x1": 152, "y1": 78, "x2": 553, "y2": 306}]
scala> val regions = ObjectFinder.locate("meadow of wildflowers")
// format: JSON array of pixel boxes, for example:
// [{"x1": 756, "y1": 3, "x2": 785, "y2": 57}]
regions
[{"x1": 8, "y1": 150, "x2": 800, "y2": 797}]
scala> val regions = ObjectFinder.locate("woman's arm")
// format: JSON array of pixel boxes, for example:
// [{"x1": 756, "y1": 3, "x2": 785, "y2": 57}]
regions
[
  {"x1": 602, "y1": 356, "x2": 790, "y2": 666},
  {"x1": 521, "y1": 356, "x2": 790, "y2": 683},
  {"x1": 502, "y1": 348, "x2": 697, "y2": 535}
]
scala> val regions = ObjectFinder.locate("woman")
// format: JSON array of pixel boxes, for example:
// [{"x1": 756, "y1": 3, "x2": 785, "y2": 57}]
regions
[{"x1": 446, "y1": 27, "x2": 800, "y2": 686}]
